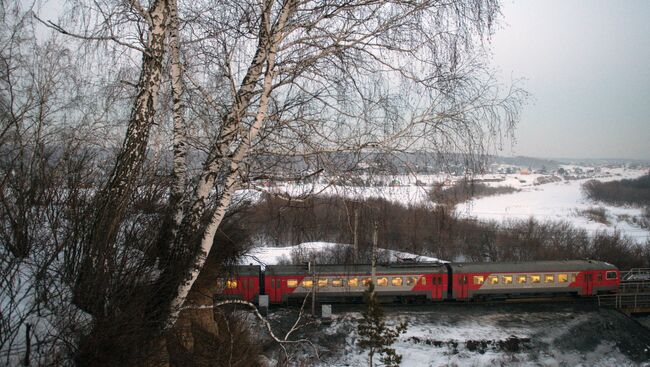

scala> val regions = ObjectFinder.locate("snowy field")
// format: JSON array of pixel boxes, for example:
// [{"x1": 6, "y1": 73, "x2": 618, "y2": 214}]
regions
[
  {"x1": 455, "y1": 167, "x2": 650, "y2": 243},
  {"x1": 240, "y1": 166, "x2": 650, "y2": 243}
]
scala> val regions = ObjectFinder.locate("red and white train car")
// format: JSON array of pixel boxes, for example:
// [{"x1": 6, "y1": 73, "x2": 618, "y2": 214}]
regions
[
  {"x1": 450, "y1": 260, "x2": 619, "y2": 300},
  {"x1": 264, "y1": 263, "x2": 448, "y2": 304}
]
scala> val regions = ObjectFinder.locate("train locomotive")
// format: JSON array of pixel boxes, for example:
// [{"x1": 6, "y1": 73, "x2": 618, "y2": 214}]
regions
[{"x1": 216, "y1": 260, "x2": 619, "y2": 304}]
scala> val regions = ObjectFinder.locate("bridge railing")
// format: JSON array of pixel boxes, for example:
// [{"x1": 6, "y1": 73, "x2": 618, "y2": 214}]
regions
[
  {"x1": 621, "y1": 268, "x2": 650, "y2": 282},
  {"x1": 598, "y1": 293, "x2": 650, "y2": 310}
]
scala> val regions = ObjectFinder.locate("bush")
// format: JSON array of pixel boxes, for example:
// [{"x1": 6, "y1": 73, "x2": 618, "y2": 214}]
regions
[{"x1": 429, "y1": 178, "x2": 518, "y2": 206}]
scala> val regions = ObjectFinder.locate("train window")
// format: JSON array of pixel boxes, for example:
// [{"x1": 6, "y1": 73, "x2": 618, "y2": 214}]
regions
[
  {"x1": 226, "y1": 280, "x2": 238, "y2": 289},
  {"x1": 348, "y1": 278, "x2": 359, "y2": 287},
  {"x1": 421, "y1": 277, "x2": 426, "y2": 286},
  {"x1": 332, "y1": 279, "x2": 343, "y2": 287},
  {"x1": 558, "y1": 274, "x2": 568, "y2": 283},
  {"x1": 544, "y1": 275, "x2": 554, "y2": 283},
  {"x1": 318, "y1": 279, "x2": 328, "y2": 287},
  {"x1": 301, "y1": 279, "x2": 313, "y2": 288},
  {"x1": 597, "y1": 273, "x2": 603, "y2": 281},
  {"x1": 517, "y1": 275, "x2": 527, "y2": 284},
  {"x1": 530, "y1": 275, "x2": 541, "y2": 283},
  {"x1": 488, "y1": 276, "x2": 499, "y2": 285},
  {"x1": 473, "y1": 276, "x2": 485, "y2": 285},
  {"x1": 377, "y1": 277, "x2": 388, "y2": 286},
  {"x1": 406, "y1": 277, "x2": 416, "y2": 286},
  {"x1": 392, "y1": 277, "x2": 403, "y2": 286},
  {"x1": 571, "y1": 273, "x2": 577, "y2": 282},
  {"x1": 287, "y1": 279, "x2": 298, "y2": 288},
  {"x1": 502, "y1": 275, "x2": 513, "y2": 284},
  {"x1": 362, "y1": 278, "x2": 372, "y2": 286},
  {"x1": 606, "y1": 271, "x2": 617, "y2": 280}
]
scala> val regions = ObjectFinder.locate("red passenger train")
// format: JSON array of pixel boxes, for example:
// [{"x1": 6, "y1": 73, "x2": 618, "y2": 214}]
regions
[{"x1": 215, "y1": 260, "x2": 619, "y2": 304}]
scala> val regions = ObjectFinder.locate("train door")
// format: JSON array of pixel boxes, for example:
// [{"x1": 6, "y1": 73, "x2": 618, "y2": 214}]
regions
[
  {"x1": 270, "y1": 277, "x2": 282, "y2": 303},
  {"x1": 456, "y1": 274, "x2": 469, "y2": 299},
  {"x1": 245, "y1": 277, "x2": 256, "y2": 301},
  {"x1": 583, "y1": 272, "x2": 593, "y2": 296}
]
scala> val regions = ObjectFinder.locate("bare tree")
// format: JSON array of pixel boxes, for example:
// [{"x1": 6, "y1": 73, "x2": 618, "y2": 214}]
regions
[{"x1": 18, "y1": 0, "x2": 528, "y2": 364}]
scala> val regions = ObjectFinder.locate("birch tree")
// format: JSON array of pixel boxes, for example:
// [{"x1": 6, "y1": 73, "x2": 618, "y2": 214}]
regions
[{"x1": 30, "y1": 0, "x2": 527, "y2": 363}]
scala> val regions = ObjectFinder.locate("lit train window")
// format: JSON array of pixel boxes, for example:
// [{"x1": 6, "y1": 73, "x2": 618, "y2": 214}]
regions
[
  {"x1": 301, "y1": 279, "x2": 313, "y2": 288},
  {"x1": 332, "y1": 279, "x2": 343, "y2": 287},
  {"x1": 502, "y1": 275, "x2": 513, "y2": 284},
  {"x1": 348, "y1": 278, "x2": 359, "y2": 287},
  {"x1": 226, "y1": 280, "x2": 238, "y2": 289},
  {"x1": 287, "y1": 279, "x2": 298, "y2": 288},
  {"x1": 517, "y1": 275, "x2": 527, "y2": 284},
  {"x1": 606, "y1": 271, "x2": 617, "y2": 280},
  {"x1": 558, "y1": 274, "x2": 568, "y2": 283},
  {"x1": 473, "y1": 276, "x2": 485, "y2": 285},
  {"x1": 318, "y1": 279, "x2": 328, "y2": 287},
  {"x1": 362, "y1": 278, "x2": 372, "y2": 286},
  {"x1": 489, "y1": 276, "x2": 498, "y2": 285},
  {"x1": 571, "y1": 273, "x2": 577, "y2": 282},
  {"x1": 421, "y1": 277, "x2": 426, "y2": 286},
  {"x1": 544, "y1": 275, "x2": 554, "y2": 283},
  {"x1": 530, "y1": 275, "x2": 541, "y2": 283},
  {"x1": 392, "y1": 277, "x2": 403, "y2": 286},
  {"x1": 377, "y1": 277, "x2": 388, "y2": 286},
  {"x1": 406, "y1": 277, "x2": 416, "y2": 286}
]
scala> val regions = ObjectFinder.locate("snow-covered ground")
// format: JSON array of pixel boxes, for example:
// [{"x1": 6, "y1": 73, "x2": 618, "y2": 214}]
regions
[
  {"x1": 455, "y1": 167, "x2": 650, "y2": 243},
  {"x1": 267, "y1": 304, "x2": 650, "y2": 367},
  {"x1": 240, "y1": 242, "x2": 445, "y2": 267}
]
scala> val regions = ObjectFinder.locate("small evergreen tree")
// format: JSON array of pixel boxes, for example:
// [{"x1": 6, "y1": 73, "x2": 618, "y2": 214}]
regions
[{"x1": 357, "y1": 283, "x2": 408, "y2": 367}]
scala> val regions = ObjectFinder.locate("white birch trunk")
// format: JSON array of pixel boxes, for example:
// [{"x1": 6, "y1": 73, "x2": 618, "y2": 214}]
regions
[{"x1": 168, "y1": 34, "x2": 281, "y2": 324}]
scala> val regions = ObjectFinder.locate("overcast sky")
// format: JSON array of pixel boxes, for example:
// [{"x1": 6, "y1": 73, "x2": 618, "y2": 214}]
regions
[{"x1": 490, "y1": 0, "x2": 650, "y2": 160}]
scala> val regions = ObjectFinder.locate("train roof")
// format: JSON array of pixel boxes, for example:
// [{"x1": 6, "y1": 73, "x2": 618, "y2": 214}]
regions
[
  {"x1": 449, "y1": 260, "x2": 617, "y2": 273},
  {"x1": 266, "y1": 262, "x2": 446, "y2": 276}
]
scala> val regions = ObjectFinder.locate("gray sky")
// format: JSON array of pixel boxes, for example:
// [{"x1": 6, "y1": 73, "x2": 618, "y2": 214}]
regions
[{"x1": 490, "y1": 0, "x2": 650, "y2": 160}]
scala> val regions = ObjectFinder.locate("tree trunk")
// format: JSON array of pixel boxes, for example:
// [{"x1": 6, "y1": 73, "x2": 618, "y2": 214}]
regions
[{"x1": 74, "y1": 0, "x2": 171, "y2": 317}]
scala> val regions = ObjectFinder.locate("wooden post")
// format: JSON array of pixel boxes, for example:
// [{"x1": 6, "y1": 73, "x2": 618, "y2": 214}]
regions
[
  {"x1": 311, "y1": 258, "x2": 316, "y2": 317},
  {"x1": 372, "y1": 222, "x2": 378, "y2": 286},
  {"x1": 353, "y1": 207, "x2": 359, "y2": 263}
]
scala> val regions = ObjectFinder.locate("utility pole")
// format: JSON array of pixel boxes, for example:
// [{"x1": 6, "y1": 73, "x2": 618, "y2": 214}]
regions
[
  {"x1": 311, "y1": 257, "x2": 316, "y2": 317},
  {"x1": 372, "y1": 221, "x2": 378, "y2": 287},
  {"x1": 353, "y1": 206, "x2": 359, "y2": 263}
]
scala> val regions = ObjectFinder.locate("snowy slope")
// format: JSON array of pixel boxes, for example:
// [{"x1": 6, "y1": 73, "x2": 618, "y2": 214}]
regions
[
  {"x1": 240, "y1": 242, "x2": 445, "y2": 267},
  {"x1": 455, "y1": 168, "x2": 650, "y2": 243}
]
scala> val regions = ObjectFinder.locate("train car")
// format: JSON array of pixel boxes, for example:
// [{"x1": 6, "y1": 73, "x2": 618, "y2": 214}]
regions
[
  {"x1": 449, "y1": 260, "x2": 619, "y2": 300},
  {"x1": 215, "y1": 265, "x2": 262, "y2": 303},
  {"x1": 265, "y1": 262, "x2": 448, "y2": 304}
]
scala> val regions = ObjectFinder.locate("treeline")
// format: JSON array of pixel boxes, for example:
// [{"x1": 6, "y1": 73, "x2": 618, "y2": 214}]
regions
[
  {"x1": 429, "y1": 179, "x2": 518, "y2": 206},
  {"x1": 583, "y1": 174, "x2": 650, "y2": 207},
  {"x1": 245, "y1": 195, "x2": 650, "y2": 270}
]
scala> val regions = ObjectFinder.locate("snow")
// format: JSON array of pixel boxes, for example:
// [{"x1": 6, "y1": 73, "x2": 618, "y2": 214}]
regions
[
  {"x1": 240, "y1": 242, "x2": 445, "y2": 268},
  {"x1": 455, "y1": 168, "x2": 650, "y2": 243},
  {"x1": 311, "y1": 307, "x2": 644, "y2": 367}
]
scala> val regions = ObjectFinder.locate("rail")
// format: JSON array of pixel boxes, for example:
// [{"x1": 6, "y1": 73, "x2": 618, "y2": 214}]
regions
[
  {"x1": 618, "y1": 281, "x2": 650, "y2": 293},
  {"x1": 597, "y1": 292, "x2": 650, "y2": 313},
  {"x1": 621, "y1": 268, "x2": 650, "y2": 282}
]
